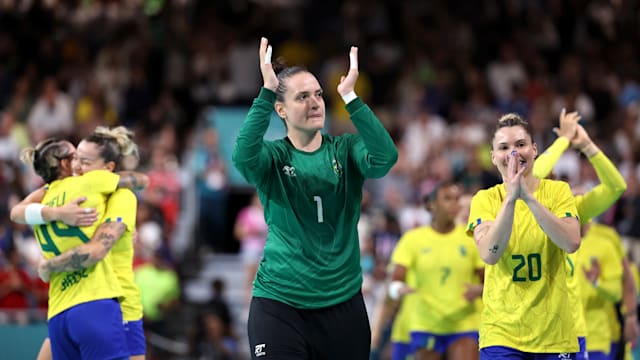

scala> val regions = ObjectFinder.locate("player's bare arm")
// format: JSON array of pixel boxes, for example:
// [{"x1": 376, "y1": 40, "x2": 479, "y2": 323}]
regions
[
  {"x1": 116, "y1": 171, "x2": 149, "y2": 191},
  {"x1": 38, "y1": 221, "x2": 127, "y2": 281}
]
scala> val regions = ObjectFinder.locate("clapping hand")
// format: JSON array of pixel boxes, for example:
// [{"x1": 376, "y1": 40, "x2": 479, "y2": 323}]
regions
[
  {"x1": 504, "y1": 150, "x2": 526, "y2": 202},
  {"x1": 337, "y1": 46, "x2": 359, "y2": 97},
  {"x1": 259, "y1": 37, "x2": 278, "y2": 91},
  {"x1": 571, "y1": 124, "x2": 592, "y2": 151},
  {"x1": 552, "y1": 108, "x2": 581, "y2": 141}
]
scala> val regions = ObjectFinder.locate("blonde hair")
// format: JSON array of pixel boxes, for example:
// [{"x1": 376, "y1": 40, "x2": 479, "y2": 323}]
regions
[{"x1": 86, "y1": 126, "x2": 140, "y2": 170}]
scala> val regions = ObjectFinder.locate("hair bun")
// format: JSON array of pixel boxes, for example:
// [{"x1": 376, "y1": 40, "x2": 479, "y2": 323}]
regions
[{"x1": 272, "y1": 57, "x2": 288, "y2": 76}]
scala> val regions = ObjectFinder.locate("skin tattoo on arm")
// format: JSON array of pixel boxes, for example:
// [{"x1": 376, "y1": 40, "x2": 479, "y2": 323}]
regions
[
  {"x1": 129, "y1": 174, "x2": 143, "y2": 191},
  {"x1": 490, "y1": 245, "x2": 499, "y2": 254},
  {"x1": 116, "y1": 171, "x2": 149, "y2": 191},
  {"x1": 97, "y1": 226, "x2": 119, "y2": 251},
  {"x1": 43, "y1": 222, "x2": 126, "y2": 273}
]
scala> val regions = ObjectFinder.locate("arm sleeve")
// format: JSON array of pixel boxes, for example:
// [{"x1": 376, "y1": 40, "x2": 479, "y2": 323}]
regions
[
  {"x1": 533, "y1": 137, "x2": 570, "y2": 179},
  {"x1": 577, "y1": 152, "x2": 627, "y2": 223},
  {"x1": 232, "y1": 88, "x2": 276, "y2": 187},
  {"x1": 346, "y1": 97, "x2": 398, "y2": 178}
]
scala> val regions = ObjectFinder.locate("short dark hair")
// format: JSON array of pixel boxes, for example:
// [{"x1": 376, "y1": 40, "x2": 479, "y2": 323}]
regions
[
  {"x1": 30, "y1": 138, "x2": 73, "y2": 183},
  {"x1": 423, "y1": 180, "x2": 457, "y2": 205}
]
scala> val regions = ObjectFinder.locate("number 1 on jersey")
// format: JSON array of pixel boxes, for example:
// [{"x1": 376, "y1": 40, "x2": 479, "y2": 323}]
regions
[{"x1": 313, "y1": 196, "x2": 324, "y2": 223}]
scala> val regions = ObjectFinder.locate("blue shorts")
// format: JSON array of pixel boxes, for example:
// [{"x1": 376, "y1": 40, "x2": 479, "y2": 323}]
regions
[
  {"x1": 391, "y1": 341, "x2": 413, "y2": 360},
  {"x1": 124, "y1": 319, "x2": 146, "y2": 356},
  {"x1": 48, "y1": 298, "x2": 128, "y2": 360},
  {"x1": 480, "y1": 346, "x2": 576, "y2": 360},
  {"x1": 577, "y1": 337, "x2": 588, "y2": 360},
  {"x1": 587, "y1": 351, "x2": 607, "y2": 360},
  {"x1": 608, "y1": 342, "x2": 618, "y2": 360},
  {"x1": 411, "y1": 331, "x2": 478, "y2": 354}
]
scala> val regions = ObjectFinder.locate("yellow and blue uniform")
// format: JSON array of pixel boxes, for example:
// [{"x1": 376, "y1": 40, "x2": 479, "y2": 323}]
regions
[
  {"x1": 105, "y1": 188, "x2": 146, "y2": 356},
  {"x1": 535, "y1": 136, "x2": 629, "y2": 360},
  {"x1": 588, "y1": 223, "x2": 625, "y2": 360},
  {"x1": 577, "y1": 223, "x2": 623, "y2": 359},
  {"x1": 566, "y1": 252, "x2": 589, "y2": 360},
  {"x1": 392, "y1": 225, "x2": 483, "y2": 354},
  {"x1": 389, "y1": 270, "x2": 416, "y2": 360},
  {"x1": 467, "y1": 179, "x2": 579, "y2": 355},
  {"x1": 36, "y1": 170, "x2": 128, "y2": 360}
]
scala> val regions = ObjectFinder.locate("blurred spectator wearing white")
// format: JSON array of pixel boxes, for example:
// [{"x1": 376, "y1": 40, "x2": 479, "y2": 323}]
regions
[{"x1": 26, "y1": 77, "x2": 73, "y2": 143}]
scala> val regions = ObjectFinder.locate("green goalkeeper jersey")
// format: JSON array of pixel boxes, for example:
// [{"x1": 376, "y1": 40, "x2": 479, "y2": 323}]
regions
[{"x1": 233, "y1": 88, "x2": 397, "y2": 308}]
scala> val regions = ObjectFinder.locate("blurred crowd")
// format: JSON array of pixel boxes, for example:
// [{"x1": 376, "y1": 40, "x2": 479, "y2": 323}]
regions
[{"x1": 2, "y1": 0, "x2": 640, "y2": 358}]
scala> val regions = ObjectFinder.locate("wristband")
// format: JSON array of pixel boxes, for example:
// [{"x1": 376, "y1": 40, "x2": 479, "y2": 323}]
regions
[
  {"x1": 341, "y1": 91, "x2": 357, "y2": 104},
  {"x1": 388, "y1": 280, "x2": 405, "y2": 300},
  {"x1": 25, "y1": 203, "x2": 46, "y2": 225}
]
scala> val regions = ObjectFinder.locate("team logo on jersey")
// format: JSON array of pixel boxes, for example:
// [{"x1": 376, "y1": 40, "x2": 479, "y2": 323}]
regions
[
  {"x1": 459, "y1": 245, "x2": 467, "y2": 256},
  {"x1": 282, "y1": 165, "x2": 296, "y2": 177},
  {"x1": 255, "y1": 344, "x2": 266, "y2": 357},
  {"x1": 332, "y1": 159, "x2": 343, "y2": 177}
]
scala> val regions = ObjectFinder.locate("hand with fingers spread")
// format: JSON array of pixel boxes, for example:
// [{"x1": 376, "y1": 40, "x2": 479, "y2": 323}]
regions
[
  {"x1": 552, "y1": 108, "x2": 581, "y2": 141},
  {"x1": 337, "y1": 46, "x2": 359, "y2": 101},
  {"x1": 259, "y1": 37, "x2": 278, "y2": 91}
]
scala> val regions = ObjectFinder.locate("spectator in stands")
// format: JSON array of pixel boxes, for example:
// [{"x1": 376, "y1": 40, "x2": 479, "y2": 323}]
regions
[
  {"x1": 135, "y1": 248, "x2": 181, "y2": 334},
  {"x1": 189, "y1": 310, "x2": 239, "y2": 360},
  {"x1": 191, "y1": 126, "x2": 229, "y2": 252},
  {"x1": 26, "y1": 77, "x2": 73, "y2": 143},
  {"x1": 0, "y1": 245, "x2": 45, "y2": 325},
  {"x1": 233, "y1": 191, "x2": 267, "y2": 302}
]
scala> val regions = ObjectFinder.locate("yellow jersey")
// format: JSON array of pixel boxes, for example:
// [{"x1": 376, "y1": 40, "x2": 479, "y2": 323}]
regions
[
  {"x1": 566, "y1": 252, "x2": 588, "y2": 338},
  {"x1": 588, "y1": 223, "x2": 625, "y2": 344},
  {"x1": 104, "y1": 189, "x2": 142, "y2": 321},
  {"x1": 392, "y1": 225, "x2": 483, "y2": 334},
  {"x1": 35, "y1": 170, "x2": 122, "y2": 319},
  {"x1": 577, "y1": 224, "x2": 623, "y2": 353},
  {"x1": 467, "y1": 179, "x2": 579, "y2": 353}
]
